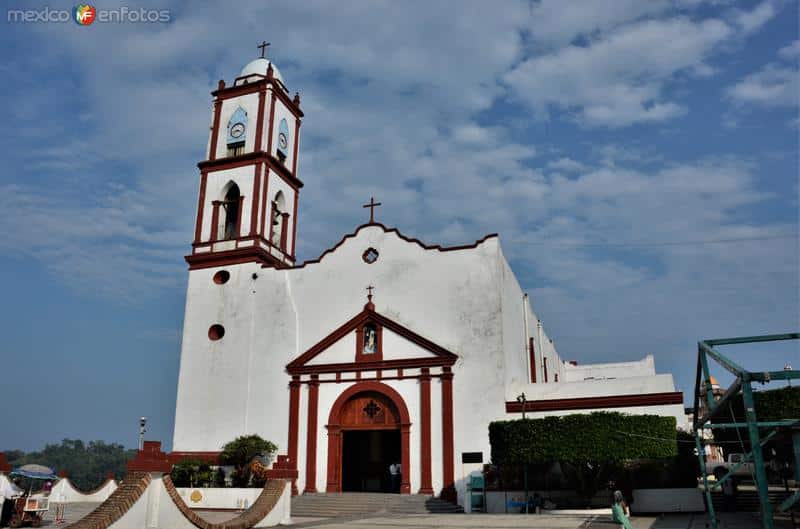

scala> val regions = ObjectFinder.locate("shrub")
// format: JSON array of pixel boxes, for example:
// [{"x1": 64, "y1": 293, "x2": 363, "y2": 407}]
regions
[{"x1": 218, "y1": 435, "x2": 277, "y2": 487}]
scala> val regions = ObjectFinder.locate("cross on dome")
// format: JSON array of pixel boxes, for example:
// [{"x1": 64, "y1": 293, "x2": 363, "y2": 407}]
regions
[
  {"x1": 362, "y1": 197, "x2": 382, "y2": 224},
  {"x1": 257, "y1": 40, "x2": 271, "y2": 59}
]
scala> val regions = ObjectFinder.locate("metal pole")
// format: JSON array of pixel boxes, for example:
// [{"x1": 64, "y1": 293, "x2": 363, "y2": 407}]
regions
[
  {"x1": 695, "y1": 433, "x2": 718, "y2": 529},
  {"x1": 741, "y1": 380, "x2": 774, "y2": 529}
]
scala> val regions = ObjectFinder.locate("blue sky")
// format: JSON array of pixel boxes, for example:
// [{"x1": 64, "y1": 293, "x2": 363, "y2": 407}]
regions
[{"x1": 0, "y1": 0, "x2": 797, "y2": 452}]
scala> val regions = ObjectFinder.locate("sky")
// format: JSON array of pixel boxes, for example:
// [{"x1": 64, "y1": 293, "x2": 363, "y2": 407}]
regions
[{"x1": 0, "y1": 0, "x2": 797, "y2": 452}]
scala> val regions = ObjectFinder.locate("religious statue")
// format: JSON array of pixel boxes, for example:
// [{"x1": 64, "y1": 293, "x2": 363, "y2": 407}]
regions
[{"x1": 363, "y1": 326, "x2": 377, "y2": 354}]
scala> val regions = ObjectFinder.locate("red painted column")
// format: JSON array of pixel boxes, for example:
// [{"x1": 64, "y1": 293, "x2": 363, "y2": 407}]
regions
[
  {"x1": 529, "y1": 337, "x2": 537, "y2": 383},
  {"x1": 290, "y1": 189, "x2": 299, "y2": 260},
  {"x1": 250, "y1": 164, "x2": 261, "y2": 236},
  {"x1": 209, "y1": 201, "x2": 221, "y2": 241},
  {"x1": 287, "y1": 376, "x2": 300, "y2": 496},
  {"x1": 418, "y1": 368, "x2": 433, "y2": 495},
  {"x1": 266, "y1": 92, "x2": 276, "y2": 154},
  {"x1": 325, "y1": 426, "x2": 341, "y2": 492},
  {"x1": 254, "y1": 88, "x2": 266, "y2": 151},
  {"x1": 305, "y1": 375, "x2": 319, "y2": 493},
  {"x1": 235, "y1": 195, "x2": 245, "y2": 239},
  {"x1": 400, "y1": 424, "x2": 411, "y2": 494},
  {"x1": 208, "y1": 98, "x2": 222, "y2": 161},
  {"x1": 441, "y1": 367, "x2": 456, "y2": 501},
  {"x1": 193, "y1": 172, "x2": 208, "y2": 244},
  {"x1": 280, "y1": 212, "x2": 289, "y2": 252}
]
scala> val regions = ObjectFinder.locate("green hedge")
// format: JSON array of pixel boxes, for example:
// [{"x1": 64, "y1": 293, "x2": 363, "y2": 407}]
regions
[{"x1": 489, "y1": 412, "x2": 678, "y2": 465}]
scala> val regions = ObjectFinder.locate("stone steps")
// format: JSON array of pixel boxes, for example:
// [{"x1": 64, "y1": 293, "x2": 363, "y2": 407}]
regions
[{"x1": 291, "y1": 492, "x2": 463, "y2": 517}]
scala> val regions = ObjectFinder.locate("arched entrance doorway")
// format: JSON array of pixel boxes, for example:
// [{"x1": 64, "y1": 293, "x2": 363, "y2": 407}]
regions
[{"x1": 326, "y1": 381, "x2": 411, "y2": 493}]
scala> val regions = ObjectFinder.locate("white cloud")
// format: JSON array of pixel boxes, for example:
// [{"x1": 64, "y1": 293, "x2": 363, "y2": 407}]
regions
[
  {"x1": 506, "y1": 17, "x2": 731, "y2": 127},
  {"x1": 731, "y1": 1, "x2": 777, "y2": 35},
  {"x1": 547, "y1": 157, "x2": 586, "y2": 173},
  {"x1": 779, "y1": 40, "x2": 800, "y2": 60},
  {"x1": 727, "y1": 64, "x2": 799, "y2": 108}
]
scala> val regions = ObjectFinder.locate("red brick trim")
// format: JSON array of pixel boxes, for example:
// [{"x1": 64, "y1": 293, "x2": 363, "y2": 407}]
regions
[
  {"x1": 418, "y1": 368, "x2": 433, "y2": 495},
  {"x1": 292, "y1": 223, "x2": 497, "y2": 269},
  {"x1": 325, "y1": 381, "x2": 411, "y2": 494},
  {"x1": 208, "y1": 99, "x2": 222, "y2": 161},
  {"x1": 163, "y1": 474, "x2": 288, "y2": 529},
  {"x1": 288, "y1": 377, "x2": 300, "y2": 495},
  {"x1": 504, "y1": 391, "x2": 685, "y2": 413},
  {"x1": 194, "y1": 172, "x2": 208, "y2": 244},
  {"x1": 304, "y1": 376, "x2": 319, "y2": 493},
  {"x1": 63, "y1": 472, "x2": 151, "y2": 529},
  {"x1": 127, "y1": 441, "x2": 171, "y2": 473},
  {"x1": 286, "y1": 305, "x2": 458, "y2": 375},
  {"x1": 440, "y1": 367, "x2": 455, "y2": 501}
]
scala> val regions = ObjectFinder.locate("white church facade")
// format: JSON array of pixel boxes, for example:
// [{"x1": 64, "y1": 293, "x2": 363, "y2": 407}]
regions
[{"x1": 171, "y1": 53, "x2": 685, "y2": 506}]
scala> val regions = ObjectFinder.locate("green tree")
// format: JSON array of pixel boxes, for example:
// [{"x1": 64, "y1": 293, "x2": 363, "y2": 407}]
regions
[
  {"x1": 218, "y1": 435, "x2": 277, "y2": 487},
  {"x1": 5, "y1": 439, "x2": 135, "y2": 490}
]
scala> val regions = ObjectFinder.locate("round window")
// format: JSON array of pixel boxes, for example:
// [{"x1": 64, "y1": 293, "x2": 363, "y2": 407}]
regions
[
  {"x1": 213, "y1": 270, "x2": 230, "y2": 284},
  {"x1": 208, "y1": 324, "x2": 225, "y2": 341},
  {"x1": 362, "y1": 248, "x2": 379, "y2": 264}
]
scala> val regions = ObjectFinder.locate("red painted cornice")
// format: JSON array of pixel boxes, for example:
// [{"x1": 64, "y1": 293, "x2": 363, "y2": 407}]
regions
[
  {"x1": 185, "y1": 245, "x2": 289, "y2": 270},
  {"x1": 504, "y1": 391, "x2": 684, "y2": 413},
  {"x1": 198, "y1": 151, "x2": 303, "y2": 190},
  {"x1": 287, "y1": 305, "x2": 458, "y2": 375},
  {"x1": 212, "y1": 78, "x2": 304, "y2": 118}
]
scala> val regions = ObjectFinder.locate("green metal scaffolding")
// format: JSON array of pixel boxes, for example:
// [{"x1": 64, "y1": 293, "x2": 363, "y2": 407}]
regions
[{"x1": 693, "y1": 332, "x2": 800, "y2": 529}]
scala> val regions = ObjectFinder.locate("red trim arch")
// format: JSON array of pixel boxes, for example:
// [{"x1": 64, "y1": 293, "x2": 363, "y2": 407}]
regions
[{"x1": 324, "y1": 381, "x2": 411, "y2": 494}]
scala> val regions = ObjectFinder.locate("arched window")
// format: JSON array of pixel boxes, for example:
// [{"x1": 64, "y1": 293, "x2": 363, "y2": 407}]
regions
[
  {"x1": 222, "y1": 183, "x2": 241, "y2": 240},
  {"x1": 271, "y1": 191, "x2": 287, "y2": 250}
]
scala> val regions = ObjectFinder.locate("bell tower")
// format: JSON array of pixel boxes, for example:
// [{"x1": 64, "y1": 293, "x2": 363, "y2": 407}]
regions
[{"x1": 186, "y1": 43, "x2": 303, "y2": 270}]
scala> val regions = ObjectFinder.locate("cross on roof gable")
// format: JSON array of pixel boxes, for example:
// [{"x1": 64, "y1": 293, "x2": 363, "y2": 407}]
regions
[{"x1": 286, "y1": 305, "x2": 458, "y2": 375}]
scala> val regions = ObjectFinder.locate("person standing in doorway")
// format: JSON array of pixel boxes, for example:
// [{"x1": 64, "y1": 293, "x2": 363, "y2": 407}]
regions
[{"x1": 389, "y1": 462, "x2": 400, "y2": 493}]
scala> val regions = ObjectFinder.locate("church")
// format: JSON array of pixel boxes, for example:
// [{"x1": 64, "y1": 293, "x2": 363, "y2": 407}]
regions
[{"x1": 171, "y1": 51, "x2": 685, "y2": 507}]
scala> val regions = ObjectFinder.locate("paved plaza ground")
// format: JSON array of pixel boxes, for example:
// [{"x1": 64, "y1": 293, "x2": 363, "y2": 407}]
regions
[{"x1": 4, "y1": 502, "x2": 791, "y2": 528}]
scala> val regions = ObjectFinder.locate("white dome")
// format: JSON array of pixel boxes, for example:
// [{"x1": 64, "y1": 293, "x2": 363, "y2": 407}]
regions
[{"x1": 238, "y1": 58, "x2": 284, "y2": 85}]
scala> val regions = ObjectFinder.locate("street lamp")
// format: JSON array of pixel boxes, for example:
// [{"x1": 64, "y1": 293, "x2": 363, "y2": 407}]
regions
[
  {"x1": 785, "y1": 364, "x2": 793, "y2": 387},
  {"x1": 138, "y1": 417, "x2": 148, "y2": 450},
  {"x1": 516, "y1": 392, "x2": 527, "y2": 420},
  {"x1": 515, "y1": 392, "x2": 529, "y2": 513}
]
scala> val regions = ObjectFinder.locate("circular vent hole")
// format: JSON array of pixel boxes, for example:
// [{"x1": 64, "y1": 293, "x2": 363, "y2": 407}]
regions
[
  {"x1": 362, "y1": 248, "x2": 379, "y2": 264},
  {"x1": 213, "y1": 270, "x2": 230, "y2": 284},
  {"x1": 208, "y1": 324, "x2": 225, "y2": 341}
]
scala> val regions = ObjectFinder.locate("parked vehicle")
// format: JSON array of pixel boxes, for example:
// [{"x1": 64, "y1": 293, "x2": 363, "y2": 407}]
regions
[{"x1": 706, "y1": 453, "x2": 754, "y2": 481}]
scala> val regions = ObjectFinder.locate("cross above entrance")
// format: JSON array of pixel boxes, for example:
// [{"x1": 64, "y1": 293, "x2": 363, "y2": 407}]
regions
[
  {"x1": 362, "y1": 197, "x2": 382, "y2": 224},
  {"x1": 366, "y1": 285, "x2": 375, "y2": 303},
  {"x1": 257, "y1": 40, "x2": 271, "y2": 59}
]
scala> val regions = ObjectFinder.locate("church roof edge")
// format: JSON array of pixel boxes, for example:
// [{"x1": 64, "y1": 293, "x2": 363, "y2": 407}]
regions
[{"x1": 290, "y1": 222, "x2": 498, "y2": 270}]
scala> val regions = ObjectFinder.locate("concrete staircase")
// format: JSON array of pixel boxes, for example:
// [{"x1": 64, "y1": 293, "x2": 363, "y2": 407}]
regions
[{"x1": 291, "y1": 492, "x2": 463, "y2": 517}]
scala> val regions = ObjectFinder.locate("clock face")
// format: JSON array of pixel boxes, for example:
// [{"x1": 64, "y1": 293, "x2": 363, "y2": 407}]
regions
[
  {"x1": 230, "y1": 122, "x2": 245, "y2": 139},
  {"x1": 278, "y1": 132, "x2": 288, "y2": 150}
]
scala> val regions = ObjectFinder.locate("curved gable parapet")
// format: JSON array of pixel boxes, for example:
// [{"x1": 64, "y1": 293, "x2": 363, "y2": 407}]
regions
[{"x1": 291, "y1": 222, "x2": 498, "y2": 269}]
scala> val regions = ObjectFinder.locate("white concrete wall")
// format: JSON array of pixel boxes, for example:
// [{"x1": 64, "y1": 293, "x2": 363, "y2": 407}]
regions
[
  {"x1": 174, "y1": 487, "x2": 262, "y2": 510},
  {"x1": 632, "y1": 488, "x2": 704, "y2": 513},
  {"x1": 563, "y1": 355, "x2": 656, "y2": 382},
  {"x1": 49, "y1": 478, "x2": 117, "y2": 503}
]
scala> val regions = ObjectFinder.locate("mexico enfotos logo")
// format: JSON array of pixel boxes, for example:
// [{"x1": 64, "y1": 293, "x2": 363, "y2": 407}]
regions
[{"x1": 7, "y1": 4, "x2": 171, "y2": 24}]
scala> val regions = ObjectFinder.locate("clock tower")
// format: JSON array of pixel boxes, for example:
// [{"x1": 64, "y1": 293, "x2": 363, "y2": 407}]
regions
[{"x1": 186, "y1": 50, "x2": 303, "y2": 270}]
